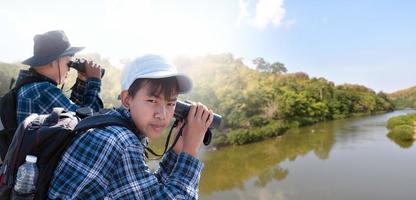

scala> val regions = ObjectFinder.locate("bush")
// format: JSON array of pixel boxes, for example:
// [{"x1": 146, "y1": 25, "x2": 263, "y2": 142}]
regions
[
  {"x1": 386, "y1": 113, "x2": 416, "y2": 129},
  {"x1": 212, "y1": 134, "x2": 229, "y2": 146},
  {"x1": 227, "y1": 120, "x2": 289, "y2": 145},
  {"x1": 228, "y1": 129, "x2": 254, "y2": 145},
  {"x1": 248, "y1": 115, "x2": 269, "y2": 127},
  {"x1": 387, "y1": 125, "x2": 414, "y2": 141}
]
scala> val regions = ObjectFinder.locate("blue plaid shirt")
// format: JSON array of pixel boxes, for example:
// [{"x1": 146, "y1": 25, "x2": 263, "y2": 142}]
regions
[
  {"x1": 48, "y1": 108, "x2": 204, "y2": 200},
  {"x1": 16, "y1": 70, "x2": 103, "y2": 123}
]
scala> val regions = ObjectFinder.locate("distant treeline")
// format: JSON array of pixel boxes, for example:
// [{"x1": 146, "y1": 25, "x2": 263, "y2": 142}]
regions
[
  {"x1": 0, "y1": 53, "x2": 395, "y2": 146},
  {"x1": 388, "y1": 86, "x2": 416, "y2": 109}
]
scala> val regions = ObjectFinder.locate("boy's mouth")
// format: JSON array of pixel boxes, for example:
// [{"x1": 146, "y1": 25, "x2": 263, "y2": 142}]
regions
[{"x1": 150, "y1": 124, "x2": 165, "y2": 132}]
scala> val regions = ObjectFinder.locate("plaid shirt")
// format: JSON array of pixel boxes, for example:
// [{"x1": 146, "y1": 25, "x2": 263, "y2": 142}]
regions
[
  {"x1": 48, "y1": 108, "x2": 204, "y2": 200},
  {"x1": 16, "y1": 70, "x2": 103, "y2": 123}
]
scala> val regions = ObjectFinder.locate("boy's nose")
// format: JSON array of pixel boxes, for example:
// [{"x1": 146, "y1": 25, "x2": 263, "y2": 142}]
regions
[{"x1": 154, "y1": 106, "x2": 167, "y2": 120}]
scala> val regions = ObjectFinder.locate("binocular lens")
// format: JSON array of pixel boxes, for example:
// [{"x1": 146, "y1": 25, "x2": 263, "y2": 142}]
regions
[{"x1": 174, "y1": 100, "x2": 222, "y2": 129}]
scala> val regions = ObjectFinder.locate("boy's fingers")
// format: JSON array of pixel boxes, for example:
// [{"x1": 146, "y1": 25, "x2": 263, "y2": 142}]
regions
[
  {"x1": 188, "y1": 102, "x2": 197, "y2": 119},
  {"x1": 201, "y1": 105, "x2": 209, "y2": 120},
  {"x1": 195, "y1": 102, "x2": 204, "y2": 119},
  {"x1": 206, "y1": 110, "x2": 214, "y2": 127}
]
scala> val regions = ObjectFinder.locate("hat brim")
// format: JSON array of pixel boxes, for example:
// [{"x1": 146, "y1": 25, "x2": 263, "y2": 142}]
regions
[
  {"x1": 22, "y1": 46, "x2": 85, "y2": 67},
  {"x1": 60, "y1": 46, "x2": 85, "y2": 57}
]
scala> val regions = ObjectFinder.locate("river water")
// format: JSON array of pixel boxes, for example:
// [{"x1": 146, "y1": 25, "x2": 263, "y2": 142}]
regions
[{"x1": 198, "y1": 110, "x2": 416, "y2": 200}]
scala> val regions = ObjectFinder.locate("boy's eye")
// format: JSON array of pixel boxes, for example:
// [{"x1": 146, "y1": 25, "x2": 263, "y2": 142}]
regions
[
  {"x1": 167, "y1": 102, "x2": 176, "y2": 107},
  {"x1": 147, "y1": 99, "x2": 157, "y2": 103}
]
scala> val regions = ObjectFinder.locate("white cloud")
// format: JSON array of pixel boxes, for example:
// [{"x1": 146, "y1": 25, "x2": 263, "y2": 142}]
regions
[
  {"x1": 235, "y1": 0, "x2": 251, "y2": 27},
  {"x1": 237, "y1": 0, "x2": 286, "y2": 29}
]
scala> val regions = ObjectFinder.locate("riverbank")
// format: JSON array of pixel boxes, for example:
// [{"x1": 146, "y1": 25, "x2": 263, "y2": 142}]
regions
[{"x1": 212, "y1": 110, "x2": 394, "y2": 148}]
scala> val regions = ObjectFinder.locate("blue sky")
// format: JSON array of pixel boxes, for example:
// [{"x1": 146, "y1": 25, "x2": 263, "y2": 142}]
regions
[{"x1": 0, "y1": 0, "x2": 415, "y2": 92}]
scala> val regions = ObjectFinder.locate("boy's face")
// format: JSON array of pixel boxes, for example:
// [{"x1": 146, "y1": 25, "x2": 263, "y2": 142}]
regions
[{"x1": 128, "y1": 82, "x2": 178, "y2": 139}]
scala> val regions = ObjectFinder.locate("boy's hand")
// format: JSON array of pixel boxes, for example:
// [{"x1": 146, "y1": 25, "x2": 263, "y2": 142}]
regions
[
  {"x1": 77, "y1": 72, "x2": 87, "y2": 81},
  {"x1": 85, "y1": 60, "x2": 102, "y2": 79},
  {"x1": 172, "y1": 120, "x2": 184, "y2": 154},
  {"x1": 182, "y1": 102, "x2": 214, "y2": 157}
]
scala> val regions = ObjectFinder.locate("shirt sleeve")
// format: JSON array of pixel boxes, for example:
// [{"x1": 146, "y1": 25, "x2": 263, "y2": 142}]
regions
[
  {"x1": 109, "y1": 145, "x2": 204, "y2": 200},
  {"x1": 70, "y1": 77, "x2": 103, "y2": 111},
  {"x1": 69, "y1": 78, "x2": 86, "y2": 104},
  {"x1": 154, "y1": 150, "x2": 179, "y2": 183}
]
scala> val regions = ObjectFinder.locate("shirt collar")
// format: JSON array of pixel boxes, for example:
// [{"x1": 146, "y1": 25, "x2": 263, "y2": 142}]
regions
[
  {"x1": 115, "y1": 107, "x2": 148, "y2": 145},
  {"x1": 16, "y1": 69, "x2": 58, "y2": 86}
]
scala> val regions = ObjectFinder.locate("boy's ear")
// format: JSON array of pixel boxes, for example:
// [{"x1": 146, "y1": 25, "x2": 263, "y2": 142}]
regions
[{"x1": 120, "y1": 91, "x2": 130, "y2": 109}]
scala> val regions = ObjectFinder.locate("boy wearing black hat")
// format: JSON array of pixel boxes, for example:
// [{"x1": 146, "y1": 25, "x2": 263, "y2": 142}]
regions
[{"x1": 16, "y1": 30, "x2": 103, "y2": 123}]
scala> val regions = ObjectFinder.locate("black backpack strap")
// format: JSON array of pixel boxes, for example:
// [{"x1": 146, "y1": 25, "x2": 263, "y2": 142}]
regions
[
  {"x1": 14, "y1": 75, "x2": 52, "y2": 91},
  {"x1": 74, "y1": 115, "x2": 137, "y2": 134},
  {"x1": 73, "y1": 114, "x2": 211, "y2": 160},
  {"x1": 73, "y1": 114, "x2": 178, "y2": 160}
]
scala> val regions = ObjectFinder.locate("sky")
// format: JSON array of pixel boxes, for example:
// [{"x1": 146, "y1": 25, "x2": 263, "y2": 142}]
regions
[{"x1": 0, "y1": 0, "x2": 415, "y2": 93}]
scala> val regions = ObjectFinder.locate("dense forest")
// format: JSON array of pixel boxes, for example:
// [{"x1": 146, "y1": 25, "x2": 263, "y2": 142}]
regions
[
  {"x1": 0, "y1": 54, "x2": 395, "y2": 146},
  {"x1": 388, "y1": 86, "x2": 416, "y2": 109}
]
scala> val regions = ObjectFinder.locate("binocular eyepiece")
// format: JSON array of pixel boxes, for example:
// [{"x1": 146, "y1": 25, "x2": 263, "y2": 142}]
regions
[
  {"x1": 174, "y1": 100, "x2": 222, "y2": 129},
  {"x1": 67, "y1": 59, "x2": 105, "y2": 78}
]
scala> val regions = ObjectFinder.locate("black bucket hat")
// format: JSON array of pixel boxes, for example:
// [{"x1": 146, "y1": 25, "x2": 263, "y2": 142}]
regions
[{"x1": 22, "y1": 30, "x2": 84, "y2": 67}]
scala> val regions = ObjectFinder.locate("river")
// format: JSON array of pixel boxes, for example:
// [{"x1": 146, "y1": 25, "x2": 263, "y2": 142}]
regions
[{"x1": 198, "y1": 110, "x2": 416, "y2": 200}]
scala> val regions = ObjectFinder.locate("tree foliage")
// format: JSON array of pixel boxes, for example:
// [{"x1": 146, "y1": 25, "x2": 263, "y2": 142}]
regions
[
  {"x1": 253, "y1": 57, "x2": 287, "y2": 74},
  {"x1": 1, "y1": 53, "x2": 395, "y2": 146},
  {"x1": 388, "y1": 86, "x2": 416, "y2": 109}
]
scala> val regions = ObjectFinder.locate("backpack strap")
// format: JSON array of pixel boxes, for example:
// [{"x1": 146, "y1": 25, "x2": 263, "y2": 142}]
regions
[
  {"x1": 72, "y1": 114, "x2": 212, "y2": 160},
  {"x1": 14, "y1": 75, "x2": 53, "y2": 91},
  {"x1": 74, "y1": 114, "x2": 137, "y2": 134},
  {"x1": 73, "y1": 114, "x2": 174, "y2": 160}
]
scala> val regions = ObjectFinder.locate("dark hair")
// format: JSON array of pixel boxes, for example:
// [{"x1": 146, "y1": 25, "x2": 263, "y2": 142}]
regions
[{"x1": 128, "y1": 77, "x2": 179, "y2": 100}]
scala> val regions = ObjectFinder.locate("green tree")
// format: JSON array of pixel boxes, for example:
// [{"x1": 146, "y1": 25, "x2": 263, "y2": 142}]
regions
[{"x1": 253, "y1": 57, "x2": 287, "y2": 74}]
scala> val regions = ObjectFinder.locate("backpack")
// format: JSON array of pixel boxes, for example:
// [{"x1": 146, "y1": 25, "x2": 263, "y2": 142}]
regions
[
  {"x1": 0, "y1": 107, "x2": 136, "y2": 200},
  {"x1": 0, "y1": 75, "x2": 53, "y2": 160}
]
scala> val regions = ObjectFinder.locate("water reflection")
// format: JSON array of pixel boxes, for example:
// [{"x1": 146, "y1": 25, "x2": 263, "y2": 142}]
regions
[
  {"x1": 387, "y1": 136, "x2": 414, "y2": 148},
  {"x1": 198, "y1": 110, "x2": 416, "y2": 200},
  {"x1": 199, "y1": 120, "x2": 337, "y2": 196}
]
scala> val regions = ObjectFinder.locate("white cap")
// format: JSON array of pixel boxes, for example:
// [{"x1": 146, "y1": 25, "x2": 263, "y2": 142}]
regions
[
  {"x1": 121, "y1": 54, "x2": 192, "y2": 94},
  {"x1": 25, "y1": 155, "x2": 37, "y2": 163}
]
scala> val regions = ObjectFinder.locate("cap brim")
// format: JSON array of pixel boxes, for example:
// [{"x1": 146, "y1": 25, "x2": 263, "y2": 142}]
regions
[
  {"x1": 134, "y1": 71, "x2": 193, "y2": 94},
  {"x1": 22, "y1": 46, "x2": 85, "y2": 67},
  {"x1": 175, "y1": 74, "x2": 193, "y2": 94}
]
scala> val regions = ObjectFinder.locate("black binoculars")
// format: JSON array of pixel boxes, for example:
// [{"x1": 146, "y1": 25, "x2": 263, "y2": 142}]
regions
[
  {"x1": 174, "y1": 100, "x2": 222, "y2": 129},
  {"x1": 67, "y1": 59, "x2": 105, "y2": 78}
]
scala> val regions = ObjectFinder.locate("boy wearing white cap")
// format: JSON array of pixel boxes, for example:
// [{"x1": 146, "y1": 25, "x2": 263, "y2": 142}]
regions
[{"x1": 48, "y1": 54, "x2": 213, "y2": 199}]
